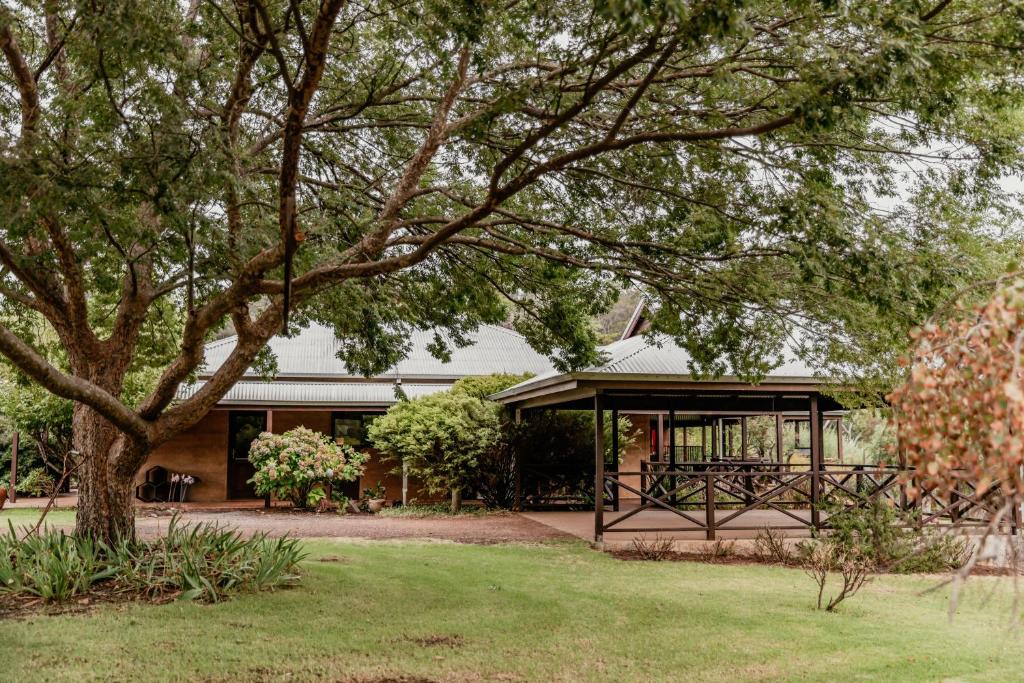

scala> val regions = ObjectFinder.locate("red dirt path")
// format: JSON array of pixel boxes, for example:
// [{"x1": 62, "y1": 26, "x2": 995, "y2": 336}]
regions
[{"x1": 128, "y1": 509, "x2": 575, "y2": 544}]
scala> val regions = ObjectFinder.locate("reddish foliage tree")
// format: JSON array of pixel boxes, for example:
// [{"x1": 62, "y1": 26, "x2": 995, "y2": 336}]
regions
[{"x1": 889, "y1": 279, "x2": 1024, "y2": 520}]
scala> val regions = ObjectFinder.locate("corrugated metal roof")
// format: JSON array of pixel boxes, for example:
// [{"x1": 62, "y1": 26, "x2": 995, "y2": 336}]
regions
[
  {"x1": 493, "y1": 333, "x2": 821, "y2": 400},
  {"x1": 178, "y1": 380, "x2": 452, "y2": 406},
  {"x1": 201, "y1": 323, "x2": 556, "y2": 380}
]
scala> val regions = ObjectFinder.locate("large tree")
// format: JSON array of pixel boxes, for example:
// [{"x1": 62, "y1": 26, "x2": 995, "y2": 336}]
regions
[{"x1": 0, "y1": 0, "x2": 1022, "y2": 541}]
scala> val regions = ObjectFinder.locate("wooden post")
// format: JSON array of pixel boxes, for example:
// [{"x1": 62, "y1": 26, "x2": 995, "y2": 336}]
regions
[
  {"x1": 656, "y1": 413, "x2": 664, "y2": 461},
  {"x1": 668, "y1": 408, "x2": 677, "y2": 506},
  {"x1": 682, "y1": 420, "x2": 688, "y2": 458},
  {"x1": 668, "y1": 409, "x2": 676, "y2": 466},
  {"x1": 809, "y1": 397, "x2": 822, "y2": 529},
  {"x1": 711, "y1": 420, "x2": 718, "y2": 458},
  {"x1": 594, "y1": 393, "x2": 605, "y2": 545},
  {"x1": 9, "y1": 431, "x2": 17, "y2": 503},
  {"x1": 701, "y1": 420, "x2": 707, "y2": 460},
  {"x1": 704, "y1": 472, "x2": 715, "y2": 540},
  {"x1": 835, "y1": 416, "x2": 844, "y2": 463},
  {"x1": 264, "y1": 410, "x2": 273, "y2": 508},
  {"x1": 513, "y1": 409, "x2": 523, "y2": 511},
  {"x1": 775, "y1": 414, "x2": 784, "y2": 464},
  {"x1": 741, "y1": 417, "x2": 748, "y2": 459},
  {"x1": 611, "y1": 407, "x2": 620, "y2": 513}
]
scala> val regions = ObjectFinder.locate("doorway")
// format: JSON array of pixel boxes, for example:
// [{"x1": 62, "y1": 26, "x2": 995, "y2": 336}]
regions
[{"x1": 227, "y1": 411, "x2": 266, "y2": 499}]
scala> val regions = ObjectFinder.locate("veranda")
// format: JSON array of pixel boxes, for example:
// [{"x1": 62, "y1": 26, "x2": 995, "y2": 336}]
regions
[{"x1": 495, "y1": 376, "x2": 1017, "y2": 542}]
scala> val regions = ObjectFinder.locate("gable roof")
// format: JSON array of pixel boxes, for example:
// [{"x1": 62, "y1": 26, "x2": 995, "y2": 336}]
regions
[
  {"x1": 200, "y1": 323, "x2": 556, "y2": 382},
  {"x1": 490, "y1": 332, "x2": 822, "y2": 406}
]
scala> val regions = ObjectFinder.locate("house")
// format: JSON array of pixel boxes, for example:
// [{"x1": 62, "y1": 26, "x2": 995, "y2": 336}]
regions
[
  {"x1": 143, "y1": 304, "x2": 845, "y2": 509},
  {"x1": 141, "y1": 323, "x2": 557, "y2": 503}
]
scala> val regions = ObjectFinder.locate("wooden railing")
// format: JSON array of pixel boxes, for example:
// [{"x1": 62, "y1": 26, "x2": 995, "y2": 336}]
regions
[{"x1": 600, "y1": 460, "x2": 1019, "y2": 539}]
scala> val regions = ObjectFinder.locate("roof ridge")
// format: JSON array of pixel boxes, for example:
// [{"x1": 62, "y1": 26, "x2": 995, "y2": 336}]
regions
[
  {"x1": 479, "y1": 323, "x2": 527, "y2": 339},
  {"x1": 600, "y1": 336, "x2": 651, "y2": 372},
  {"x1": 204, "y1": 334, "x2": 238, "y2": 349}
]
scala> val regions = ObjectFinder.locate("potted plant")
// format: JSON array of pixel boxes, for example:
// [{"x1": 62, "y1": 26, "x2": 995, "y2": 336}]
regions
[{"x1": 362, "y1": 481, "x2": 387, "y2": 513}]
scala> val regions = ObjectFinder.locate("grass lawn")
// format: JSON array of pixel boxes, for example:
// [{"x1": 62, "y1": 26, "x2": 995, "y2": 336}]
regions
[
  {"x1": 0, "y1": 506, "x2": 77, "y2": 528},
  {"x1": 1, "y1": 538, "x2": 1021, "y2": 682}
]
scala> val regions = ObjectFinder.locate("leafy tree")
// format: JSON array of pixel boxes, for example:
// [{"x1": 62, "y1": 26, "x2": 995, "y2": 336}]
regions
[
  {"x1": 0, "y1": 1, "x2": 1022, "y2": 539},
  {"x1": 890, "y1": 278, "x2": 1024, "y2": 521},
  {"x1": 450, "y1": 373, "x2": 533, "y2": 400},
  {"x1": 367, "y1": 392, "x2": 501, "y2": 512},
  {"x1": 0, "y1": 379, "x2": 73, "y2": 490}
]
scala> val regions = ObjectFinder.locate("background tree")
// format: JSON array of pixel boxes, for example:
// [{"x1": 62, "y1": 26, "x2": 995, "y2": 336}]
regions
[
  {"x1": 0, "y1": 380, "x2": 73, "y2": 492},
  {"x1": 0, "y1": 0, "x2": 1022, "y2": 540},
  {"x1": 890, "y1": 278, "x2": 1024, "y2": 525}
]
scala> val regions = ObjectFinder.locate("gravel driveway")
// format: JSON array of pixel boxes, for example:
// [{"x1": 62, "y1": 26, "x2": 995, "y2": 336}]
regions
[{"x1": 130, "y1": 509, "x2": 573, "y2": 544}]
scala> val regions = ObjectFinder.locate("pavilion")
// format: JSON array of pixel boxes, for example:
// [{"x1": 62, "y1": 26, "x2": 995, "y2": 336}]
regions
[{"x1": 491, "y1": 333, "x2": 1003, "y2": 543}]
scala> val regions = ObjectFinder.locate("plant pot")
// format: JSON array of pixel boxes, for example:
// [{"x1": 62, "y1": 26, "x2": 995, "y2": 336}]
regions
[{"x1": 366, "y1": 498, "x2": 386, "y2": 513}]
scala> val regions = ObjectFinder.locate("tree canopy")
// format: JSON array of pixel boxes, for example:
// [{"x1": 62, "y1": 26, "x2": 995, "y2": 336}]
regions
[{"x1": 1, "y1": 0, "x2": 1023, "y2": 538}]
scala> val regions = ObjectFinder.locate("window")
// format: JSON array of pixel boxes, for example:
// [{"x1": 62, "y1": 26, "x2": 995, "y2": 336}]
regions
[{"x1": 331, "y1": 412, "x2": 381, "y2": 447}]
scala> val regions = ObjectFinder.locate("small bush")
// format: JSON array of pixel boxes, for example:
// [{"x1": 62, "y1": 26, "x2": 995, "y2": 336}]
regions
[
  {"x1": 825, "y1": 498, "x2": 969, "y2": 573},
  {"x1": 803, "y1": 540, "x2": 872, "y2": 612},
  {"x1": 632, "y1": 535, "x2": 675, "y2": 561},
  {"x1": 698, "y1": 539, "x2": 736, "y2": 562},
  {"x1": 0, "y1": 525, "x2": 112, "y2": 601},
  {"x1": 0, "y1": 517, "x2": 305, "y2": 604},
  {"x1": 15, "y1": 468, "x2": 55, "y2": 498},
  {"x1": 753, "y1": 527, "x2": 792, "y2": 564},
  {"x1": 109, "y1": 517, "x2": 305, "y2": 602}
]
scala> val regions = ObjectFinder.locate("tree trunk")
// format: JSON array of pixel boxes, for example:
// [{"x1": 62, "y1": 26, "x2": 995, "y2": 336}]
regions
[
  {"x1": 72, "y1": 404, "x2": 139, "y2": 544},
  {"x1": 450, "y1": 486, "x2": 462, "y2": 514}
]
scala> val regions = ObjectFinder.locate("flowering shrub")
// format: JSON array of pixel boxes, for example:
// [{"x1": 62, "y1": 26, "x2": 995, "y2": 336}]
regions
[{"x1": 248, "y1": 427, "x2": 367, "y2": 508}]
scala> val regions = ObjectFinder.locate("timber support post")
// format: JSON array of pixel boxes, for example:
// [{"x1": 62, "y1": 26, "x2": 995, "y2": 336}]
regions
[
  {"x1": 513, "y1": 408, "x2": 523, "y2": 511},
  {"x1": 594, "y1": 392, "x2": 605, "y2": 546},
  {"x1": 775, "y1": 414, "x2": 784, "y2": 464},
  {"x1": 611, "y1": 405, "x2": 620, "y2": 512},
  {"x1": 809, "y1": 396, "x2": 822, "y2": 529},
  {"x1": 9, "y1": 431, "x2": 17, "y2": 503},
  {"x1": 668, "y1": 408, "x2": 676, "y2": 506},
  {"x1": 701, "y1": 419, "x2": 707, "y2": 460},
  {"x1": 704, "y1": 472, "x2": 715, "y2": 540}
]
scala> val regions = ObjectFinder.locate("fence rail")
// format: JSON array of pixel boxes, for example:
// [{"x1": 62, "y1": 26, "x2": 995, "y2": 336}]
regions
[{"x1": 599, "y1": 460, "x2": 1019, "y2": 539}]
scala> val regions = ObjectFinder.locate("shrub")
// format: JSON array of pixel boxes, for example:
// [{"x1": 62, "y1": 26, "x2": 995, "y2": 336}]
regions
[
  {"x1": 0, "y1": 525, "x2": 112, "y2": 601},
  {"x1": 480, "y1": 410, "x2": 636, "y2": 509},
  {"x1": 803, "y1": 540, "x2": 872, "y2": 612},
  {"x1": 753, "y1": 527, "x2": 792, "y2": 564},
  {"x1": 825, "y1": 498, "x2": 969, "y2": 573},
  {"x1": 248, "y1": 427, "x2": 367, "y2": 508},
  {"x1": 632, "y1": 534, "x2": 675, "y2": 561},
  {"x1": 0, "y1": 517, "x2": 305, "y2": 604},
  {"x1": 109, "y1": 517, "x2": 305, "y2": 602},
  {"x1": 15, "y1": 467, "x2": 55, "y2": 498},
  {"x1": 698, "y1": 539, "x2": 736, "y2": 562}
]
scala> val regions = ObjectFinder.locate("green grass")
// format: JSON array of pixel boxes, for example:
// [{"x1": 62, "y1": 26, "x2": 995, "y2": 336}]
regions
[
  {"x1": 0, "y1": 506, "x2": 76, "y2": 528},
  {"x1": 1, "y1": 539, "x2": 1021, "y2": 682}
]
